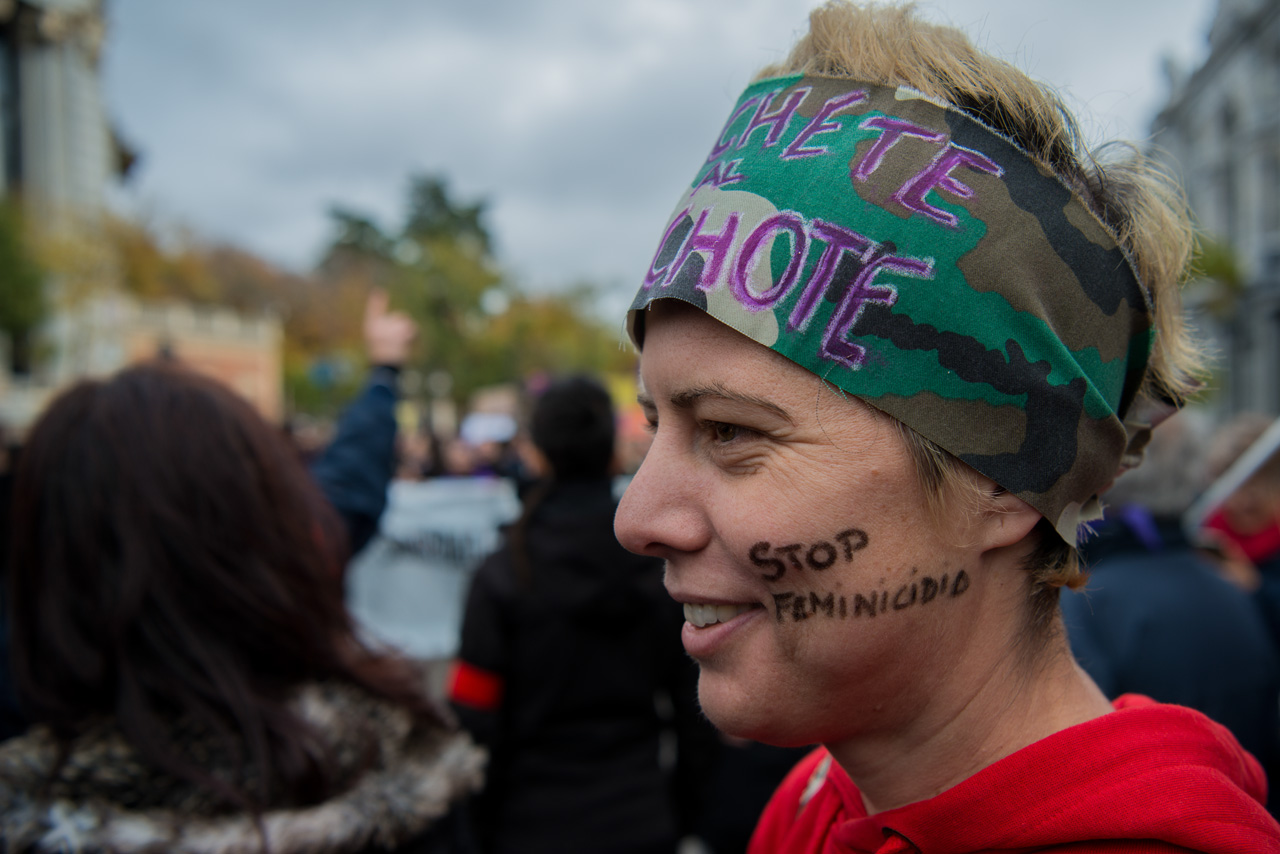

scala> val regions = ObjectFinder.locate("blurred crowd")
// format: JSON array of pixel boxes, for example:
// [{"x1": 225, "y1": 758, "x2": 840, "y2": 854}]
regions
[
  {"x1": 1, "y1": 289, "x2": 1279, "y2": 851},
  {"x1": 0, "y1": 291, "x2": 804, "y2": 853},
  {"x1": 1061, "y1": 407, "x2": 1280, "y2": 815},
  {"x1": 289, "y1": 388, "x2": 654, "y2": 490}
]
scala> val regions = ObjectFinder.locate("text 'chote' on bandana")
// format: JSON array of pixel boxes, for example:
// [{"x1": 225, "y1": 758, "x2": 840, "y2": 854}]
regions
[{"x1": 627, "y1": 75, "x2": 1154, "y2": 544}]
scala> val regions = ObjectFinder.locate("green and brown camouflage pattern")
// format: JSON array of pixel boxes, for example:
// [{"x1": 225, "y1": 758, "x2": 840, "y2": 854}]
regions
[{"x1": 627, "y1": 75, "x2": 1153, "y2": 544}]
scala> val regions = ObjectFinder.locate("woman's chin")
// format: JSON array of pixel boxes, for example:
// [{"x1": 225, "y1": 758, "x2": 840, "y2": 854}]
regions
[{"x1": 696, "y1": 673, "x2": 804, "y2": 746}]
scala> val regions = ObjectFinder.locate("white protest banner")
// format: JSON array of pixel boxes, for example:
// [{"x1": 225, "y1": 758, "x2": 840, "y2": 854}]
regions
[{"x1": 347, "y1": 477, "x2": 520, "y2": 660}]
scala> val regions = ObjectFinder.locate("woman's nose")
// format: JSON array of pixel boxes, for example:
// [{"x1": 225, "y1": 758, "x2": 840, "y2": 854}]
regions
[{"x1": 614, "y1": 433, "x2": 709, "y2": 559}]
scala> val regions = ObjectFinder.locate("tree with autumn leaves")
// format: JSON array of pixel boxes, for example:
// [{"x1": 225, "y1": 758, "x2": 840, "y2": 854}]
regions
[
  {"x1": 319, "y1": 175, "x2": 634, "y2": 413},
  {"x1": 105, "y1": 174, "x2": 633, "y2": 417}
]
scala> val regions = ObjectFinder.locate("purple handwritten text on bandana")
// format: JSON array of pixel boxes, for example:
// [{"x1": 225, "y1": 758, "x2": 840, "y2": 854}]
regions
[
  {"x1": 782, "y1": 90, "x2": 870, "y2": 160},
  {"x1": 894, "y1": 143, "x2": 1003, "y2": 227}
]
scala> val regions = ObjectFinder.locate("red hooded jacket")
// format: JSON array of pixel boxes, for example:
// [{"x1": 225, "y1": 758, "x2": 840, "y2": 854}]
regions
[{"x1": 748, "y1": 695, "x2": 1280, "y2": 853}]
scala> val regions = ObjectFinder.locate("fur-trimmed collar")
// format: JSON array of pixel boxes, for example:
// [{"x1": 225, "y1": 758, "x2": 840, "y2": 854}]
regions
[{"x1": 0, "y1": 682, "x2": 485, "y2": 853}]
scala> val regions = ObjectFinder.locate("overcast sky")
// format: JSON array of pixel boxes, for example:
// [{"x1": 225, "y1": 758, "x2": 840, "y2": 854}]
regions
[{"x1": 101, "y1": 0, "x2": 1219, "y2": 315}]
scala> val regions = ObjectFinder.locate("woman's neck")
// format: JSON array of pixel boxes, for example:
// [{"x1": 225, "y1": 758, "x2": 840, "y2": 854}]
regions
[{"x1": 829, "y1": 615, "x2": 1113, "y2": 815}]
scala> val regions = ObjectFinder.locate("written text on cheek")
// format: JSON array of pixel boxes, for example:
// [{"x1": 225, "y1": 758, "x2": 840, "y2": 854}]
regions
[
  {"x1": 772, "y1": 570, "x2": 970, "y2": 623},
  {"x1": 749, "y1": 529, "x2": 869, "y2": 582}
]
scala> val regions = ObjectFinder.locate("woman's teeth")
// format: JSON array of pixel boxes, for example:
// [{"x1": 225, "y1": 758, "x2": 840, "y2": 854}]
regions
[{"x1": 684, "y1": 603, "x2": 755, "y2": 628}]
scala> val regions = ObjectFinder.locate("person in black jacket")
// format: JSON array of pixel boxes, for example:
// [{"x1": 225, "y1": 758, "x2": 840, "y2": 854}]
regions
[{"x1": 448, "y1": 375, "x2": 715, "y2": 854}]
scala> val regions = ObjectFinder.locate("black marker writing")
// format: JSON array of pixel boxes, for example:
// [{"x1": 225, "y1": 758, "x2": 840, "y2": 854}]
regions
[
  {"x1": 750, "y1": 542, "x2": 786, "y2": 582},
  {"x1": 835, "y1": 528, "x2": 869, "y2": 558},
  {"x1": 775, "y1": 543, "x2": 804, "y2": 569},
  {"x1": 772, "y1": 570, "x2": 970, "y2": 623},
  {"x1": 751, "y1": 528, "x2": 869, "y2": 581}
]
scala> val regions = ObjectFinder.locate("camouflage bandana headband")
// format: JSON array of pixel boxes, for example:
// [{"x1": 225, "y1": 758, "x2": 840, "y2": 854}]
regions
[{"x1": 627, "y1": 75, "x2": 1154, "y2": 544}]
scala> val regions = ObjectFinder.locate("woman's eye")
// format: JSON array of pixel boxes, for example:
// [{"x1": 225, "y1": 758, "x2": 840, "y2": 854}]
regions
[{"x1": 708, "y1": 421, "x2": 743, "y2": 443}]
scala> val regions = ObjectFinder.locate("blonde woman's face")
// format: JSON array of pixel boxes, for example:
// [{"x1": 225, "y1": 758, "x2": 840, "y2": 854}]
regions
[{"x1": 614, "y1": 302, "x2": 993, "y2": 748}]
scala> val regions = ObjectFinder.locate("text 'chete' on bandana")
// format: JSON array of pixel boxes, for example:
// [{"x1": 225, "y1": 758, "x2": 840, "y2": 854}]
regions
[{"x1": 628, "y1": 75, "x2": 1155, "y2": 544}]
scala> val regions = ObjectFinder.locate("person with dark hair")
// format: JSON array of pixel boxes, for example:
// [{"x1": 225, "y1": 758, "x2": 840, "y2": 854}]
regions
[
  {"x1": 447, "y1": 375, "x2": 714, "y2": 854},
  {"x1": 0, "y1": 362, "x2": 483, "y2": 853}
]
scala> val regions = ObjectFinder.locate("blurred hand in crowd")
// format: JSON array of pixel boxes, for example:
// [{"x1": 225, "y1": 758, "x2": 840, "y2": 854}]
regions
[{"x1": 364, "y1": 289, "x2": 417, "y2": 367}]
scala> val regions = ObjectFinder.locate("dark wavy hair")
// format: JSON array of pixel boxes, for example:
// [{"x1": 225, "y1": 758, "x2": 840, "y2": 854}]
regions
[
  {"x1": 530, "y1": 375, "x2": 616, "y2": 481},
  {"x1": 509, "y1": 375, "x2": 617, "y2": 586},
  {"x1": 8, "y1": 362, "x2": 445, "y2": 811}
]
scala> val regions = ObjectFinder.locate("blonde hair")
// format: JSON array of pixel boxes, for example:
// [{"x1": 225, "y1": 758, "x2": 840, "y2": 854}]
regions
[{"x1": 765, "y1": 2, "x2": 1206, "y2": 605}]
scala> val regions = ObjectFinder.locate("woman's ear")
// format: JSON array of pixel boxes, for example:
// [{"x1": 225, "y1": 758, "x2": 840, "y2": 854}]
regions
[{"x1": 973, "y1": 478, "x2": 1043, "y2": 553}]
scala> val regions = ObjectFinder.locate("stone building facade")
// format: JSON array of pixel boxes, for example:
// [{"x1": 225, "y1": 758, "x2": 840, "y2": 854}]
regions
[
  {"x1": 1152, "y1": 0, "x2": 1280, "y2": 415},
  {"x1": 0, "y1": 0, "x2": 283, "y2": 430},
  {"x1": 0, "y1": 0, "x2": 116, "y2": 219}
]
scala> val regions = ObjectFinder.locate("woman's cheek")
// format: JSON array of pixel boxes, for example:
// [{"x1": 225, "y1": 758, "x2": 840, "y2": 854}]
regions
[{"x1": 748, "y1": 527, "x2": 973, "y2": 625}]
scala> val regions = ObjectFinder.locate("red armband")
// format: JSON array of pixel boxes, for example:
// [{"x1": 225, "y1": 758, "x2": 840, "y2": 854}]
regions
[{"x1": 447, "y1": 660, "x2": 504, "y2": 711}]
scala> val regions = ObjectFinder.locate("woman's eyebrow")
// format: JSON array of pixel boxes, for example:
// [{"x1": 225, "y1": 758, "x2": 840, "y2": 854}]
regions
[{"x1": 667, "y1": 384, "x2": 794, "y2": 424}]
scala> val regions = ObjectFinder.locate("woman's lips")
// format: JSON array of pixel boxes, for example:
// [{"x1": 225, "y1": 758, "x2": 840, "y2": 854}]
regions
[
  {"x1": 683, "y1": 602, "x2": 757, "y2": 627},
  {"x1": 679, "y1": 602, "x2": 766, "y2": 658}
]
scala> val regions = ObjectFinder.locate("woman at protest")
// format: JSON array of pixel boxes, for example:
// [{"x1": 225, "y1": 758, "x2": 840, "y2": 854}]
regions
[
  {"x1": 0, "y1": 362, "x2": 483, "y2": 853},
  {"x1": 449, "y1": 375, "x2": 714, "y2": 854},
  {"x1": 614, "y1": 2, "x2": 1280, "y2": 851}
]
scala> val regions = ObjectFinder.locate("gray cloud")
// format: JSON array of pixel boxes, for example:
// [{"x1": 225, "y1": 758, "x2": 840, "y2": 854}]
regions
[{"x1": 103, "y1": 0, "x2": 1216, "y2": 307}]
